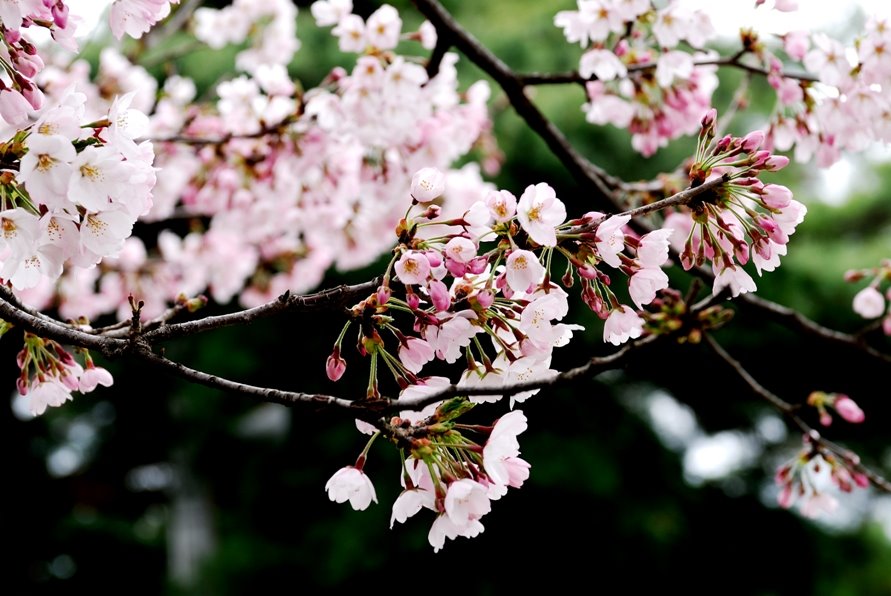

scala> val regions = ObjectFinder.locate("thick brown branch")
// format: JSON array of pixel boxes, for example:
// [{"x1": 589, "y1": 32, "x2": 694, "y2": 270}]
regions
[{"x1": 0, "y1": 290, "x2": 127, "y2": 355}]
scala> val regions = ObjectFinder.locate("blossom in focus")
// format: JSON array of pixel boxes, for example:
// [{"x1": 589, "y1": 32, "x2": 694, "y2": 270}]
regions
[{"x1": 325, "y1": 466, "x2": 377, "y2": 510}]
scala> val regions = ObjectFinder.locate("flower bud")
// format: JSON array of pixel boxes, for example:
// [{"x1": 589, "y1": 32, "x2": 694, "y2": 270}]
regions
[
  {"x1": 832, "y1": 395, "x2": 865, "y2": 424},
  {"x1": 326, "y1": 349, "x2": 346, "y2": 382}
]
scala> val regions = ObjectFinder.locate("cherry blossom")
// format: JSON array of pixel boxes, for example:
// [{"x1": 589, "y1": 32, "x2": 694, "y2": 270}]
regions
[{"x1": 325, "y1": 466, "x2": 378, "y2": 511}]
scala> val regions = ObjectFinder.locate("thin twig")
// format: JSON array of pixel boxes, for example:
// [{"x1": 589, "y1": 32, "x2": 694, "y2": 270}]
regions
[{"x1": 519, "y1": 53, "x2": 818, "y2": 86}]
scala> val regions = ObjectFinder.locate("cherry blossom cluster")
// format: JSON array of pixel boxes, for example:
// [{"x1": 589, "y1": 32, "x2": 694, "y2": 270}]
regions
[
  {"x1": 194, "y1": 0, "x2": 297, "y2": 75},
  {"x1": 846, "y1": 261, "x2": 891, "y2": 335},
  {"x1": 555, "y1": 2, "x2": 891, "y2": 166},
  {"x1": 555, "y1": 0, "x2": 719, "y2": 155},
  {"x1": 0, "y1": 87, "x2": 155, "y2": 295},
  {"x1": 775, "y1": 435, "x2": 869, "y2": 518},
  {"x1": 14, "y1": 330, "x2": 113, "y2": 416},
  {"x1": 19, "y1": 2, "x2": 492, "y2": 324},
  {"x1": 664, "y1": 110, "x2": 806, "y2": 297},
  {"x1": 761, "y1": 12, "x2": 891, "y2": 167},
  {"x1": 319, "y1": 166, "x2": 706, "y2": 546},
  {"x1": 326, "y1": 407, "x2": 530, "y2": 552},
  {"x1": 0, "y1": 0, "x2": 77, "y2": 127}
]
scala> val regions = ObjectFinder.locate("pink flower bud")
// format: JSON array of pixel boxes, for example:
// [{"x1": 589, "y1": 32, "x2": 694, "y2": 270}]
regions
[
  {"x1": 741, "y1": 130, "x2": 765, "y2": 152},
  {"x1": 428, "y1": 279, "x2": 451, "y2": 312},
  {"x1": 476, "y1": 289, "x2": 494, "y2": 309},
  {"x1": 701, "y1": 108, "x2": 717, "y2": 129},
  {"x1": 843, "y1": 269, "x2": 865, "y2": 283},
  {"x1": 406, "y1": 291, "x2": 420, "y2": 310},
  {"x1": 52, "y1": 2, "x2": 70, "y2": 28},
  {"x1": 832, "y1": 395, "x2": 865, "y2": 424},
  {"x1": 760, "y1": 184, "x2": 792, "y2": 210},
  {"x1": 763, "y1": 155, "x2": 790, "y2": 171},
  {"x1": 467, "y1": 257, "x2": 488, "y2": 275},
  {"x1": 424, "y1": 251, "x2": 443, "y2": 268},
  {"x1": 578, "y1": 265, "x2": 598, "y2": 280},
  {"x1": 445, "y1": 257, "x2": 467, "y2": 278},
  {"x1": 853, "y1": 472, "x2": 870, "y2": 488},
  {"x1": 819, "y1": 411, "x2": 832, "y2": 427},
  {"x1": 326, "y1": 350, "x2": 346, "y2": 382},
  {"x1": 377, "y1": 286, "x2": 391, "y2": 305}
]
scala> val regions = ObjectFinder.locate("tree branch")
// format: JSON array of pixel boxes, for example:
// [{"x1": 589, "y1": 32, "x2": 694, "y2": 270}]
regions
[
  {"x1": 391, "y1": 334, "x2": 656, "y2": 412},
  {"x1": 140, "y1": 277, "x2": 381, "y2": 343},
  {"x1": 519, "y1": 52, "x2": 819, "y2": 86},
  {"x1": 704, "y1": 333, "x2": 891, "y2": 494},
  {"x1": 412, "y1": 0, "x2": 623, "y2": 210},
  {"x1": 130, "y1": 341, "x2": 370, "y2": 413}
]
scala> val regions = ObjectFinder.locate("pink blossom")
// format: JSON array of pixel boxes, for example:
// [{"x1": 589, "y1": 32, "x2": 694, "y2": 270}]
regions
[
  {"x1": 505, "y1": 249, "x2": 545, "y2": 294},
  {"x1": 325, "y1": 466, "x2": 377, "y2": 511},
  {"x1": 411, "y1": 167, "x2": 446, "y2": 202},
  {"x1": 391, "y1": 487, "x2": 435, "y2": 528},
  {"x1": 852, "y1": 286, "x2": 885, "y2": 318},
  {"x1": 25, "y1": 379, "x2": 73, "y2": 416},
  {"x1": 444, "y1": 479, "x2": 491, "y2": 528},
  {"x1": 428, "y1": 513, "x2": 483, "y2": 553},
  {"x1": 485, "y1": 189, "x2": 517, "y2": 223},
  {"x1": 579, "y1": 49, "x2": 627, "y2": 82},
  {"x1": 760, "y1": 184, "x2": 793, "y2": 210},
  {"x1": 424, "y1": 314, "x2": 480, "y2": 364},
  {"x1": 365, "y1": 4, "x2": 401, "y2": 50},
  {"x1": 395, "y1": 251, "x2": 430, "y2": 285},
  {"x1": 629, "y1": 267, "x2": 669, "y2": 309},
  {"x1": 595, "y1": 214, "x2": 631, "y2": 268},
  {"x1": 332, "y1": 14, "x2": 366, "y2": 53},
  {"x1": 311, "y1": 0, "x2": 353, "y2": 26},
  {"x1": 637, "y1": 228, "x2": 674, "y2": 268},
  {"x1": 784, "y1": 30, "x2": 810, "y2": 61},
  {"x1": 504, "y1": 356, "x2": 557, "y2": 408},
  {"x1": 517, "y1": 183, "x2": 566, "y2": 247},
  {"x1": 603, "y1": 306, "x2": 643, "y2": 346},
  {"x1": 79, "y1": 366, "x2": 114, "y2": 393},
  {"x1": 483, "y1": 411, "x2": 527, "y2": 484},
  {"x1": 583, "y1": 81, "x2": 634, "y2": 128},
  {"x1": 444, "y1": 237, "x2": 477, "y2": 264},
  {"x1": 656, "y1": 51, "x2": 694, "y2": 88},
  {"x1": 110, "y1": 0, "x2": 177, "y2": 40},
  {"x1": 398, "y1": 337, "x2": 434, "y2": 374},
  {"x1": 0, "y1": 89, "x2": 31, "y2": 126},
  {"x1": 713, "y1": 265, "x2": 757, "y2": 297}
]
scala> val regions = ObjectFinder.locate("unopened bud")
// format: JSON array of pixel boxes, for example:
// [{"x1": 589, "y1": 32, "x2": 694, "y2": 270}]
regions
[{"x1": 832, "y1": 395, "x2": 865, "y2": 424}]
